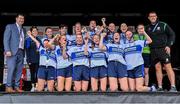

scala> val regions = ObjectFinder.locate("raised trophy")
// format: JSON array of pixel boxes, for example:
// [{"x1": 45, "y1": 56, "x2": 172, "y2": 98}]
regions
[
  {"x1": 95, "y1": 25, "x2": 101, "y2": 32},
  {"x1": 81, "y1": 26, "x2": 87, "y2": 34},
  {"x1": 101, "y1": 17, "x2": 106, "y2": 28},
  {"x1": 101, "y1": 17, "x2": 109, "y2": 33}
]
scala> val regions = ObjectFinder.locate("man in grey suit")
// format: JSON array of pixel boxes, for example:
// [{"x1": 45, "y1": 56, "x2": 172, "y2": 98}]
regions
[{"x1": 3, "y1": 14, "x2": 26, "y2": 92}]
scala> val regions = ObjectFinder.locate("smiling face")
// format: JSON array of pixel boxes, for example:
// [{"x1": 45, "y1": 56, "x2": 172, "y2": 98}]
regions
[
  {"x1": 125, "y1": 31, "x2": 133, "y2": 40},
  {"x1": 76, "y1": 34, "x2": 83, "y2": 45},
  {"x1": 16, "y1": 15, "x2": 24, "y2": 26},
  {"x1": 60, "y1": 26, "x2": 68, "y2": 35},
  {"x1": 31, "y1": 28, "x2": 38, "y2": 37},
  {"x1": 93, "y1": 35, "x2": 100, "y2": 45},
  {"x1": 75, "y1": 23, "x2": 82, "y2": 33},
  {"x1": 148, "y1": 12, "x2": 158, "y2": 24},
  {"x1": 89, "y1": 20, "x2": 96, "y2": 29},
  {"x1": 43, "y1": 39, "x2": 49, "y2": 48},
  {"x1": 120, "y1": 23, "x2": 128, "y2": 33},
  {"x1": 108, "y1": 23, "x2": 116, "y2": 32},
  {"x1": 45, "y1": 28, "x2": 53, "y2": 39},
  {"x1": 137, "y1": 24, "x2": 145, "y2": 35},
  {"x1": 113, "y1": 32, "x2": 120, "y2": 43},
  {"x1": 59, "y1": 35, "x2": 66, "y2": 46}
]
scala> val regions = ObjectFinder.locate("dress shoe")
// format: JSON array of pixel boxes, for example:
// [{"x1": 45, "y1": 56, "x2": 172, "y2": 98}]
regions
[
  {"x1": 6, "y1": 87, "x2": 15, "y2": 93},
  {"x1": 15, "y1": 88, "x2": 24, "y2": 92}
]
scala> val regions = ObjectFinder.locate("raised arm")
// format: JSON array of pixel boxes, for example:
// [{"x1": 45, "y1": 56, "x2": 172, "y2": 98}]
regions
[
  {"x1": 96, "y1": 18, "x2": 108, "y2": 35},
  {"x1": 96, "y1": 26, "x2": 104, "y2": 35},
  {"x1": 62, "y1": 41, "x2": 68, "y2": 59},
  {"x1": 84, "y1": 37, "x2": 89, "y2": 55},
  {"x1": 48, "y1": 34, "x2": 60, "y2": 49},
  {"x1": 27, "y1": 31, "x2": 40, "y2": 48},
  {"x1": 101, "y1": 18, "x2": 107, "y2": 28},
  {"x1": 49, "y1": 34, "x2": 60, "y2": 45},
  {"x1": 143, "y1": 31, "x2": 152, "y2": 44},
  {"x1": 99, "y1": 33, "x2": 107, "y2": 51}
]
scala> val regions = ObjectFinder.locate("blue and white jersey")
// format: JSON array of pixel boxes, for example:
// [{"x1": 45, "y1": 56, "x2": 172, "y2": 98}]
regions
[
  {"x1": 41, "y1": 36, "x2": 53, "y2": 42},
  {"x1": 41, "y1": 37, "x2": 55, "y2": 48},
  {"x1": 89, "y1": 30, "x2": 96, "y2": 37},
  {"x1": 82, "y1": 31, "x2": 95, "y2": 45},
  {"x1": 82, "y1": 29, "x2": 96, "y2": 38},
  {"x1": 67, "y1": 45, "x2": 89, "y2": 67},
  {"x1": 106, "y1": 43, "x2": 126, "y2": 65},
  {"x1": 55, "y1": 46, "x2": 72, "y2": 69},
  {"x1": 41, "y1": 37, "x2": 48, "y2": 43},
  {"x1": 120, "y1": 32, "x2": 128, "y2": 44},
  {"x1": 124, "y1": 40, "x2": 147, "y2": 70},
  {"x1": 66, "y1": 34, "x2": 76, "y2": 48},
  {"x1": 41, "y1": 36, "x2": 47, "y2": 42},
  {"x1": 89, "y1": 45, "x2": 107, "y2": 68},
  {"x1": 38, "y1": 46, "x2": 56, "y2": 68},
  {"x1": 88, "y1": 31, "x2": 96, "y2": 44},
  {"x1": 104, "y1": 32, "x2": 114, "y2": 44}
]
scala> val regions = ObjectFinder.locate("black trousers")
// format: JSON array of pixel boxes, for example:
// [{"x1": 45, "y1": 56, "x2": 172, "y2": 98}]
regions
[{"x1": 29, "y1": 63, "x2": 39, "y2": 84}]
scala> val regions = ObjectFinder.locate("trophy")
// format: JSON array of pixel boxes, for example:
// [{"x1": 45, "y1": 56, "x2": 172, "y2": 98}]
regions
[
  {"x1": 95, "y1": 25, "x2": 101, "y2": 32},
  {"x1": 101, "y1": 17, "x2": 109, "y2": 33},
  {"x1": 81, "y1": 26, "x2": 87, "y2": 34},
  {"x1": 101, "y1": 17, "x2": 106, "y2": 28}
]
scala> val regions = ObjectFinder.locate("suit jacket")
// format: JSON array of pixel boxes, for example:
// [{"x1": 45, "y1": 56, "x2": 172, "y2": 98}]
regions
[{"x1": 3, "y1": 23, "x2": 26, "y2": 55}]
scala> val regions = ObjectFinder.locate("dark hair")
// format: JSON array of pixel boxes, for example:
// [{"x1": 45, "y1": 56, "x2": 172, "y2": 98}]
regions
[
  {"x1": 117, "y1": 23, "x2": 128, "y2": 33},
  {"x1": 148, "y1": 11, "x2": 157, "y2": 17},
  {"x1": 16, "y1": 13, "x2": 25, "y2": 18},
  {"x1": 45, "y1": 27, "x2": 52, "y2": 32},
  {"x1": 89, "y1": 20, "x2": 96, "y2": 24},
  {"x1": 112, "y1": 32, "x2": 120, "y2": 43},
  {"x1": 43, "y1": 38, "x2": 49, "y2": 42},
  {"x1": 137, "y1": 23, "x2": 144, "y2": 27},
  {"x1": 30, "y1": 26, "x2": 38, "y2": 32},
  {"x1": 59, "y1": 24, "x2": 67, "y2": 29}
]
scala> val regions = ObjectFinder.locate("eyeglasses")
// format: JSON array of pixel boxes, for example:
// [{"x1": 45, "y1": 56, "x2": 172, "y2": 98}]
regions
[{"x1": 149, "y1": 15, "x2": 157, "y2": 17}]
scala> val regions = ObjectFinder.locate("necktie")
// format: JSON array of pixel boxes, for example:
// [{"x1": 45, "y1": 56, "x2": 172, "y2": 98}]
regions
[{"x1": 19, "y1": 27, "x2": 24, "y2": 49}]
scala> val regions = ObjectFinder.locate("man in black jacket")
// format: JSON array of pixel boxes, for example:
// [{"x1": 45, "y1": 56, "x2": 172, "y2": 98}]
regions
[{"x1": 146, "y1": 11, "x2": 176, "y2": 92}]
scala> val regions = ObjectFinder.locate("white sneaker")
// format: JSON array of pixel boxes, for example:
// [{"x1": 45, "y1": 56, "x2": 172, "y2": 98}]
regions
[
  {"x1": 44, "y1": 84, "x2": 48, "y2": 91},
  {"x1": 150, "y1": 85, "x2": 157, "y2": 92},
  {"x1": 31, "y1": 86, "x2": 35, "y2": 92}
]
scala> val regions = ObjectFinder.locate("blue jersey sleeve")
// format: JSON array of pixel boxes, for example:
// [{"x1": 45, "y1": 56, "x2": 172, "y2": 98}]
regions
[{"x1": 136, "y1": 40, "x2": 146, "y2": 48}]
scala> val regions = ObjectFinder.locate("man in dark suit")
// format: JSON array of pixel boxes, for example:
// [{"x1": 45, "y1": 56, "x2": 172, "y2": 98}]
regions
[{"x1": 3, "y1": 14, "x2": 26, "y2": 92}]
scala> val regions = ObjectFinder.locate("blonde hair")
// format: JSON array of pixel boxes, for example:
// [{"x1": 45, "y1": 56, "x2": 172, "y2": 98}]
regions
[{"x1": 91, "y1": 34, "x2": 100, "y2": 50}]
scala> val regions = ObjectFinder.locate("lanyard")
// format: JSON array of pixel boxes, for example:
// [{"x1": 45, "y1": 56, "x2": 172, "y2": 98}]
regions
[
  {"x1": 138, "y1": 35, "x2": 145, "y2": 40},
  {"x1": 152, "y1": 23, "x2": 159, "y2": 32},
  {"x1": 122, "y1": 33, "x2": 127, "y2": 44},
  {"x1": 128, "y1": 39, "x2": 135, "y2": 47}
]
